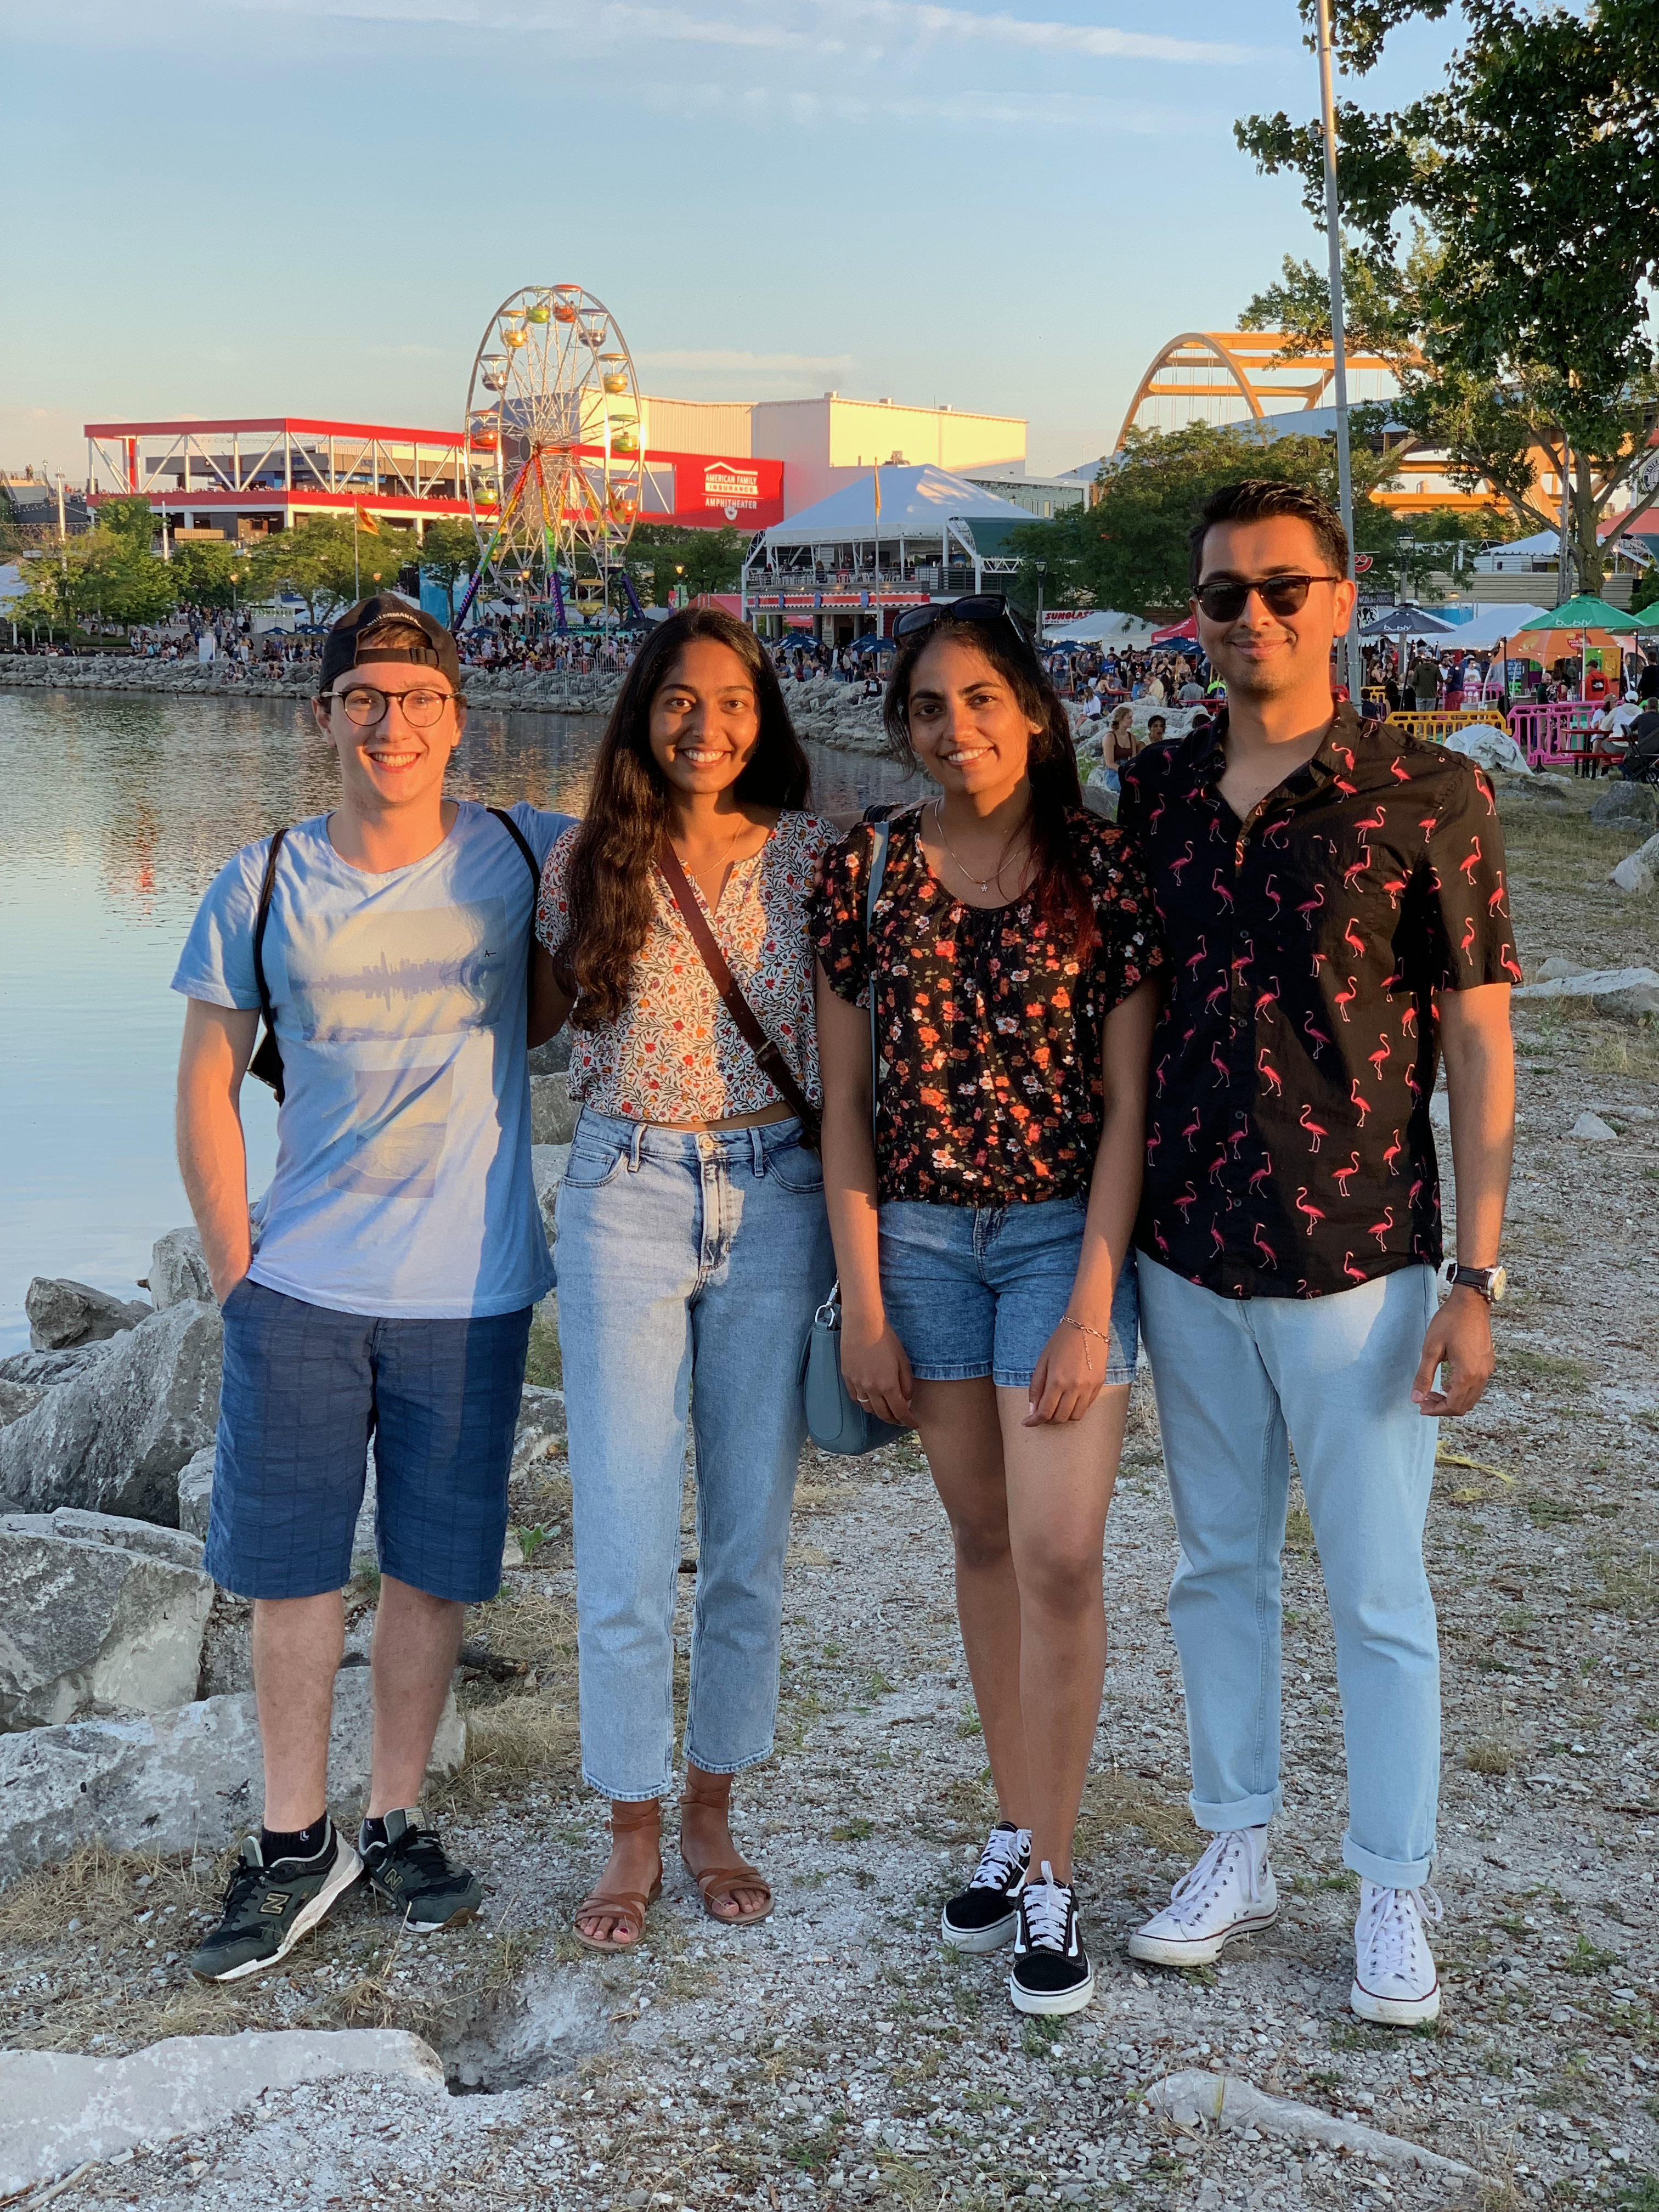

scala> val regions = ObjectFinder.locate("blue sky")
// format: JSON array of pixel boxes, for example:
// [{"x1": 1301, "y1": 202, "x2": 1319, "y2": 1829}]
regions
[{"x1": 1, "y1": 0, "x2": 1463, "y2": 479}]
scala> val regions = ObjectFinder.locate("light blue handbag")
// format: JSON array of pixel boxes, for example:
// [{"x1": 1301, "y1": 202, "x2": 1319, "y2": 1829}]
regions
[{"x1": 799, "y1": 817, "x2": 904, "y2": 1455}]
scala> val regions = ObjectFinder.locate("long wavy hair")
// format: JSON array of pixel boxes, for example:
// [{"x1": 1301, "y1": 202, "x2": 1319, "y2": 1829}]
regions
[
  {"x1": 558, "y1": 607, "x2": 811, "y2": 1028},
  {"x1": 883, "y1": 608, "x2": 1093, "y2": 954}
]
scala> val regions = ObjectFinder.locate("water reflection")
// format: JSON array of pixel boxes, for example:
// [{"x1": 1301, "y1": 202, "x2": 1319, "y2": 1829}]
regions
[{"x1": 0, "y1": 687, "x2": 919, "y2": 1348}]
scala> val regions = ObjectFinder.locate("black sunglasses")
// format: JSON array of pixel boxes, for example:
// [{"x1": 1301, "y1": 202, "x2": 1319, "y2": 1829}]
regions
[
  {"x1": 1194, "y1": 573, "x2": 1343, "y2": 623},
  {"x1": 891, "y1": 592, "x2": 1037, "y2": 658}
]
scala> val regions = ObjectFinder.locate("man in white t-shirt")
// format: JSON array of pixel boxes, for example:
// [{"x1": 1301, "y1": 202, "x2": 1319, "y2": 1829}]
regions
[{"x1": 173, "y1": 597, "x2": 573, "y2": 1981}]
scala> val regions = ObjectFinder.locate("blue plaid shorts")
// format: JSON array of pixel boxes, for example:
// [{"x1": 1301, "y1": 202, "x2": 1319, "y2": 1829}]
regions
[{"x1": 206, "y1": 1279, "x2": 532, "y2": 1602}]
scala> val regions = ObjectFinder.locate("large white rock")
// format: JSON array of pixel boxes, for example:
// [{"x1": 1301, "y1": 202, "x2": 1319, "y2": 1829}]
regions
[
  {"x1": 0, "y1": 1378, "x2": 43, "y2": 1429},
  {"x1": 1510, "y1": 964, "x2": 1659, "y2": 1022},
  {"x1": 531, "y1": 1142, "x2": 571, "y2": 1244},
  {"x1": 24, "y1": 1277, "x2": 150, "y2": 1352},
  {"x1": 1611, "y1": 832, "x2": 1659, "y2": 895},
  {"x1": 176, "y1": 1443, "x2": 216, "y2": 1541},
  {"x1": 530, "y1": 1069, "x2": 579, "y2": 1146},
  {"x1": 513, "y1": 1384, "x2": 567, "y2": 1474},
  {"x1": 1144, "y1": 2071, "x2": 1479, "y2": 2180},
  {"x1": 0, "y1": 1666, "x2": 466, "y2": 1881},
  {"x1": 0, "y1": 1342, "x2": 114, "y2": 1391},
  {"x1": 0, "y1": 2028, "x2": 444, "y2": 2196},
  {"x1": 0, "y1": 1299, "x2": 223, "y2": 1523},
  {"x1": 148, "y1": 1225, "x2": 213, "y2": 1310},
  {"x1": 0, "y1": 1519, "x2": 213, "y2": 1729},
  {"x1": 1570, "y1": 1110, "x2": 1619, "y2": 1141}
]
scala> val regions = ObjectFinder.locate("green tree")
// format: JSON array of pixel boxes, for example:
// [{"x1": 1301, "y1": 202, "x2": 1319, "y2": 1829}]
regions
[
  {"x1": 624, "y1": 524, "x2": 747, "y2": 605},
  {"x1": 97, "y1": 495, "x2": 159, "y2": 548},
  {"x1": 250, "y1": 516, "x2": 417, "y2": 627},
  {"x1": 1235, "y1": 0, "x2": 1659, "y2": 596},
  {"x1": 169, "y1": 536, "x2": 243, "y2": 612},
  {"x1": 10, "y1": 530, "x2": 176, "y2": 637},
  {"x1": 418, "y1": 517, "x2": 478, "y2": 625}
]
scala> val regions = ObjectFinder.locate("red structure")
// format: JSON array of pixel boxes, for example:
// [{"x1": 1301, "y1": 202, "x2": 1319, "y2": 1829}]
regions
[{"x1": 83, "y1": 416, "x2": 783, "y2": 540}]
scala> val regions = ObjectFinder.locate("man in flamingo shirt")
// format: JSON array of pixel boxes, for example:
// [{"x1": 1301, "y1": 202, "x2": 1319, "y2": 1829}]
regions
[{"x1": 1116, "y1": 481, "x2": 1516, "y2": 2025}]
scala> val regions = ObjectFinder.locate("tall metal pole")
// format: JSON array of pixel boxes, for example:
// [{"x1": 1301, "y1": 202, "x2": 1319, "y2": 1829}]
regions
[{"x1": 1316, "y1": 0, "x2": 1364, "y2": 706}]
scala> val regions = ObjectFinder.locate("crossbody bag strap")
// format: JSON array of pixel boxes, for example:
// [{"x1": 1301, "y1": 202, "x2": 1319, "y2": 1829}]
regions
[
  {"x1": 251, "y1": 826, "x2": 289, "y2": 1040},
  {"x1": 487, "y1": 804, "x2": 542, "y2": 894},
  {"x1": 654, "y1": 834, "x2": 820, "y2": 1140},
  {"x1": 864, "y1": 816, "x2": 891, "y2": 1154}
]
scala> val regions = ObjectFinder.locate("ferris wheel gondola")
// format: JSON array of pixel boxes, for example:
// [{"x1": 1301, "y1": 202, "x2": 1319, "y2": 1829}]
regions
[{"x1": 459, "y1": 283, "x2": 644, "y2": 625}]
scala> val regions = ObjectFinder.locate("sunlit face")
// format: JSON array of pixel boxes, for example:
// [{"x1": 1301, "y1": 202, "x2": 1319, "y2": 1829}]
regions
[
  {"x1": 312, "y1": 664, "x2": 464, "y2": 812},
  {"x1": 647, "y1": 640, "x2": 761, "y2": 797},
  {"x1": 904, "y1": 633, "x2": 1042, "y2": 804},
  {"x1": 1192, "y1": 515, "x2": 1357, "y2": 703}
]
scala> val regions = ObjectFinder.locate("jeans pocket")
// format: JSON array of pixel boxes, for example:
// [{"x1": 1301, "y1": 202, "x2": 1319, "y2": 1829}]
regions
[
  {"x1": 765, "y1": 1135, "x2": 824, "y2": 1195},
  {"x1": 560, "y1": 1140, "x2": 629, "y2": 1190}
]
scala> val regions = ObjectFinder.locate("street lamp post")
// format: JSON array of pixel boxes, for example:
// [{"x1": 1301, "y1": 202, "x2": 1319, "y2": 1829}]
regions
[
  {"x1": 1316, "y1": 0, "x2": 1365, "y2": 706},
  {"x1": 1035, "y1": 557, "x2": 1047, "y2": 638}
]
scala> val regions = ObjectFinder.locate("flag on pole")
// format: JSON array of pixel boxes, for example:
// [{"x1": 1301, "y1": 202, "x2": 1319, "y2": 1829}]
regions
[
  {"x1": 872, "y1": 463, "x2": 881, "y2": 524},
  {"x1": 354, "y1": 503, "x2": 381, "y2": 537}
]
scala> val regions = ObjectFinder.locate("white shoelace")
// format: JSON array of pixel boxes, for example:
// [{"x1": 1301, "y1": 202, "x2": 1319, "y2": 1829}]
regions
[
  {"x1": 1022, "y1": 1863, "x2": 1073, "y2": 1950},
  {"x1": 1357, "y1": 1882, "x2": 1443, "y2": 1984},
  {"x1": 1163, "y1": 1830, "x2": 1262, "y2": 1927},
  {"x1": 969, "y1": 1825, "x2": 1029, "y2": 1892}
]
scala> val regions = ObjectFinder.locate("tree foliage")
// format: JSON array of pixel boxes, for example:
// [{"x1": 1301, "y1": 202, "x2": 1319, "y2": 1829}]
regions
[
  {"x1": 10, "y1": 531, "x2": 177, "y2": 636},
  {"x1": 98, "y1": 495, "x2": 159, "y2": 547},
  {"x1": 1235, "y1": 1, "x2": 1659, "y2": 594},
  {"x1": 624, "y1": 524, "x2": 748, "y2": 603},
  {"x1": 249, "y1": 516, "x2": 418, "y2": 627},
  {"x1": 418, "y1": 518, "x2": 478, "y2": 625},
  {"x1": 167, "y1": 536, "x2": 246, "y2": 612},
  {"x1": 1004, "y1": 421, "x2": 1488, "y2": 620}
]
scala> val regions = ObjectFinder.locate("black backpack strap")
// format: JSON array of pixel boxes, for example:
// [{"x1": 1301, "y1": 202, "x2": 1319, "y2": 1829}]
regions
[
  {"x1": 488, "y1": 805, "x2": 542, "y2": 893},
  {"x1": 249, "y1": 828, "x2": 290, "y2": 1103}
]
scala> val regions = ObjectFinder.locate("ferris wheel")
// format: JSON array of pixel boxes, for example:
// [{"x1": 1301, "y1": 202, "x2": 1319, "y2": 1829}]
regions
[{"x1": 461, "y1": 284, "x2": 644, "y2": 610}]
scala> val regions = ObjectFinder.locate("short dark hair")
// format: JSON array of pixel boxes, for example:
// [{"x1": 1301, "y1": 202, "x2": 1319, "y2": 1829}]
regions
[{"x1": 1188, "y1": 479, "x2": 1350, "y2": 591}]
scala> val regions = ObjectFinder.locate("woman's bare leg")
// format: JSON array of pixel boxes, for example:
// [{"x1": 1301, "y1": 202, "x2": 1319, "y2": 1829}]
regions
[{"x1": 911, "y1": 1377, "x2": 1029, "y2": 1827}]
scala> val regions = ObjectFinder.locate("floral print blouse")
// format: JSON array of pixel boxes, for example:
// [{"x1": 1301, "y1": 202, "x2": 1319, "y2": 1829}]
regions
[
  {"x1": 537, "y1": 810, "x2": 839, "y2": 1124},
  {"x1": 810, "y1": 805, "x2": 1164, "y2": 1205}
]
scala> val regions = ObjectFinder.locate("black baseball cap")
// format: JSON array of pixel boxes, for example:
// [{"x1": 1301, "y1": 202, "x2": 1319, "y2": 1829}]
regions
[{"x1": 320, "y1": 595, "x2": 463, "y2": 696}]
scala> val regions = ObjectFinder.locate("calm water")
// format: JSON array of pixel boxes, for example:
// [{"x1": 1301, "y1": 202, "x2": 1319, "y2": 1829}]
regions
[{"x1": 0, "y1": 687, "x2": 919, "y2": 1352}]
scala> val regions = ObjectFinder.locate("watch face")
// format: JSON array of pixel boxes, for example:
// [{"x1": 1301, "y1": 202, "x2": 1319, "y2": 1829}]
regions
[{"x1": 1489, "y1": 1266, "x2": 1507, "y2": 1302}]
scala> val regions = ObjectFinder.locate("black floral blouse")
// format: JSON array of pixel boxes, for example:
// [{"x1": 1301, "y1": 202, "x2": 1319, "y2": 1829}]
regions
[{"x1": 810, "y1": 805, "x2": 1164, "y2": 1205}]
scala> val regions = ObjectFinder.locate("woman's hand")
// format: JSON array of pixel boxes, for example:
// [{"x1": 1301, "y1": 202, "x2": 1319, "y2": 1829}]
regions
[
  {"x1": 839, "y1": 1311, "x2": 915, "y2": 1429},
  {"x1": 1025, "y1": 1318, "x2": 1107, "y2": 1426}
]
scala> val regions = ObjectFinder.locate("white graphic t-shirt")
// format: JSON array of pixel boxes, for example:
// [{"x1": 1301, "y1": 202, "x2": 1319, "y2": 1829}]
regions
[{"x1": 173, "y1": 800, "x2": 573, "y2": 1318}]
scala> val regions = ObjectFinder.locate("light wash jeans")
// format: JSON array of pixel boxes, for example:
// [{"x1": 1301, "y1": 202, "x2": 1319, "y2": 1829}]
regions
[
  {"x1": 1138, "y1": 1257, "x2": 1441, "y2": 1887},
  {"x1": 553, "y1": 1108, "x2": 833, "y2": 1801}
]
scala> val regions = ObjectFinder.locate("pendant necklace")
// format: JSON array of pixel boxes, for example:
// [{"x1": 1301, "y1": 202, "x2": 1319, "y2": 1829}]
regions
[{"x1": 932, "y1": 798, "x2": 1023, "y2": 895}]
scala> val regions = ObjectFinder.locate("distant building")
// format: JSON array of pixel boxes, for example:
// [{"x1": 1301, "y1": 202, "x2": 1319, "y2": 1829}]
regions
[{"x1": 2, "y1": 470, "x2": 90, "y2": 534}]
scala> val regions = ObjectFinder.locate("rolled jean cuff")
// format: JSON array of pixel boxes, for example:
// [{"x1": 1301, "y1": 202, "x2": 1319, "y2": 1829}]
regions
[
  {"x1": 680, "y1": 1741, "x2": 775, "y2": 1780},
  {"x1": 1190, "y1": 1786, "x2": 1282, "y2": 1833},
  {"x1": 583, "y1": 1770, "x2": 674, "y2": 1804},
  {"x1": 1341, "y1": 1830, "x2": 1434, "y2": 1889}
]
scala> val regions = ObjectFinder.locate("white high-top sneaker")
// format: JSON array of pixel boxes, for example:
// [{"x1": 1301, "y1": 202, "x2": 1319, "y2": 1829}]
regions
[
  {"x1": 1351, "y1": 1880, "x2": 1442, "y2": 2024},
  {"x1": 1126, "y1": 1827, "x2": 1277, "y2": 1968}
]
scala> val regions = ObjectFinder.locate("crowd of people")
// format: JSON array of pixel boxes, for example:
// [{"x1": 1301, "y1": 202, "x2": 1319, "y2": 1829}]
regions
[{"x1": 170, "y1": 478, "x2": 1519, "y2": 2035}]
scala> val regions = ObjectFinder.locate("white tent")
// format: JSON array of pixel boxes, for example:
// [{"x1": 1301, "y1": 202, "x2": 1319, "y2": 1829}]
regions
[
  {"x1": 760, "y1": 465, "x2": 1031, "y2": 551},
  {"x1": 1424, "y1": 602, "x2": 1553, "y2": 649},
  {"x1": 1041, "y1": 610, "x2": 1156, "y2": 646}
]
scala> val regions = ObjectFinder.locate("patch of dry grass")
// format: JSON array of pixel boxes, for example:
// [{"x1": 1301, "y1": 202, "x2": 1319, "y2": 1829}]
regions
[
  {"x1": 1074, "y1": 1769, "x2": 1193, "y2": 1858},
  {"x1": 1464, "y1": 1735, "x2": 1516, "y2": 1776}
]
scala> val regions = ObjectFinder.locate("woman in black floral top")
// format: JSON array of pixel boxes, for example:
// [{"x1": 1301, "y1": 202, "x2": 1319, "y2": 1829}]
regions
[{"x1": 809, "y1": 598, "x2": 1163, "y2": 2017}]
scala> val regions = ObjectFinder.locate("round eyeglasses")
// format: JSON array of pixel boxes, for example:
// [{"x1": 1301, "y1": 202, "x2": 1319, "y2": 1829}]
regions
[{"x1": 325, "y1": 684, "x2": 457, "y2": 730}]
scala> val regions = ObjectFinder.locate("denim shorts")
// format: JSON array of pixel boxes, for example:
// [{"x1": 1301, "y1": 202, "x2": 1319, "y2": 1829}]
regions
[
  {"x1": 878, "y1": 1194, "x2": 1139, "y2": 1389},
  {"x1": 206, "y1": 1279, "x2": 532, "y2": 1602}
]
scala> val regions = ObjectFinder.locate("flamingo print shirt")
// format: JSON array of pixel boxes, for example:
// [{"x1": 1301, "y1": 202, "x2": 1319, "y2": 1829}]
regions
[{"x1": 1117, "y1": 706, "x2": 1517, "y2": 1299}]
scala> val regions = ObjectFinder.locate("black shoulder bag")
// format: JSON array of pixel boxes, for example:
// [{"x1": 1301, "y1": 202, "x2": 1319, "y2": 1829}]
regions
[{"x1": 249, "y1": 806, "x2": 543, "y2": 1104}]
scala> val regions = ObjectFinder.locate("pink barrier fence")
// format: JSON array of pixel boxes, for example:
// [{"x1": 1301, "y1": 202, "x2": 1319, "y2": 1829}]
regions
[{"x1": 1507, "y1": 702, "x2": 1599, "y2": 769}]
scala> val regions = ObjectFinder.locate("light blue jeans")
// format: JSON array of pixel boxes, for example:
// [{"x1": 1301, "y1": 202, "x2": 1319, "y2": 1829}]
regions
[
  {"x1": 553, "y1": 1109, "x2": 833, "y2": 1801},
  {"x1": 1138, "y1": 1257, "x2": 1441, "y2": 1887}
]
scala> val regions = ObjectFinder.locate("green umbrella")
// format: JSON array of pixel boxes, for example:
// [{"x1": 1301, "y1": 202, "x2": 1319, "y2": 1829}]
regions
[
  {"x1": 1523, "y1": 592, "x2": 1641, "y2": 635},
  {"x1": 1633, "y1": 600, "x2": 1659, "y2": 630}
]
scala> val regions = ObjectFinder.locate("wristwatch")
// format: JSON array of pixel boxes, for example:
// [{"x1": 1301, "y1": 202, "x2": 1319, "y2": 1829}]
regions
[{"x1": 1442, "y1": 1261, "x2": 1507, "y2": 1304}]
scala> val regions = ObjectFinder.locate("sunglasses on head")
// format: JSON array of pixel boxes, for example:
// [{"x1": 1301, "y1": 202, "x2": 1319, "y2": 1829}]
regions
[
  {"x1": 891, "y1": 592, "x2": 1037, "y2": 658},
  {"x1": 1194, "y1": 573, "x2": 1343, "y2": 623}
]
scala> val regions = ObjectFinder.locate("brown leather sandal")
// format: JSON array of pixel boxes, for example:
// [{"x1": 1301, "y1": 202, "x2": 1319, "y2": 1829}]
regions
[
  {"x1": 680, "y1": 1771, "x2": 774, "y2": 1927},
  {"x1": 573, "y1": 1799, "x2": 663, "y2": 1953}
]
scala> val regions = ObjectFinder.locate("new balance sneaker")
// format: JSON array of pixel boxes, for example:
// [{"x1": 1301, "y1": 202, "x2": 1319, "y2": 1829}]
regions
[
  {"x1": 1009, "y1": 1862, "x2": 1093, "y2": 2015},
  {"x1": 1126, "y1": 1827, "x2": 1277, "y2": 1968},
  {"x1": 1351, "y1": 1880, "x2": 1442, "y2": 2025},
  {"x1": 360, "y1": 1808, "x2": 483, "y2": 1931},
  {"x1": 941, "y1": 1820, "x2": 1031, "y2": 1953},
  {"x1": 190, "y1": 1822, "x2": 361, "y2": 1983}
]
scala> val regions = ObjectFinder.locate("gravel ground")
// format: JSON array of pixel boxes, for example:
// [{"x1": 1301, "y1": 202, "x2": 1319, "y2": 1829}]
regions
[{"x1": 6, "y1": 775, "x2": 1656, "y2": 2212}]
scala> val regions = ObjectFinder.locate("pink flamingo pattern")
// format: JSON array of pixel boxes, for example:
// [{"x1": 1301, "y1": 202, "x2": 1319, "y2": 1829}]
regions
[{"x1": 1116, "y1": 703, "x2": 1518, "y2": 1296}]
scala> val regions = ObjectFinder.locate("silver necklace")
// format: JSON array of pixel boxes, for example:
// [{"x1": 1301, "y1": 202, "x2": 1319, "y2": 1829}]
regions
[{"x1": 932, "y1": 799, "x2": 1025, "y2": 895}]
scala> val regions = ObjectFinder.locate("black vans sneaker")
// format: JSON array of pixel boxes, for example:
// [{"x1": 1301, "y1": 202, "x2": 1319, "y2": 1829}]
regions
[
  {"x1": 1009, "y1": 1861, "x2": 1094, "y2": 2016},
  {"x1": 360, "y1": 1808, "x2": 482, "y2": 1931},
  {"x1": 190, "y1": 1823, "x2": 360, "y2": 1983},
  {"x1": 941, "y1": 1820, "x2": 1030, "y2": 1953}
]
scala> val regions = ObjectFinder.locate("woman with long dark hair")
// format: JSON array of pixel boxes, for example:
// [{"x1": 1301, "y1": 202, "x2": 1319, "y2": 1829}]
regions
[
  {"x1": 531, "y1": 608, "x2": 837, "y2": 1950},
  {"x1": 810, "y1": 598, "x2": 1162, "y2": 2016}
]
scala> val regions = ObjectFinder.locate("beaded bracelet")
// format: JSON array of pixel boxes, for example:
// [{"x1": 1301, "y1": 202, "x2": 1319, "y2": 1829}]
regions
[{"x1": 1060, "y1": 1313, "x2": 1111, "y2": 1374}]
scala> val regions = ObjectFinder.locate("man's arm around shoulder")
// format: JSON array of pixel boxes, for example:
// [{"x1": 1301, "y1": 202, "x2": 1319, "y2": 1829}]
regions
[{"x1": 176, "y1": 1000, "x2": 260, "y2": 1303}]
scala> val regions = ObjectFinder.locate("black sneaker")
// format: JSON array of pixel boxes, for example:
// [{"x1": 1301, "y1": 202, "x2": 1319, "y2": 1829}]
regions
[
  {"x1": 190, "y1": 1823, "x2": 361, "y2": 1983},
  {"x1": 941, "y1": 1820, "x2": 1030, "y2": 1953},
  {"x1": 1009, "y1": 1861, "x2": 1094, "y2": 2016},
  {"x1": 360, "y1": 1808, "x2": 482, "y2": 1931}
]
